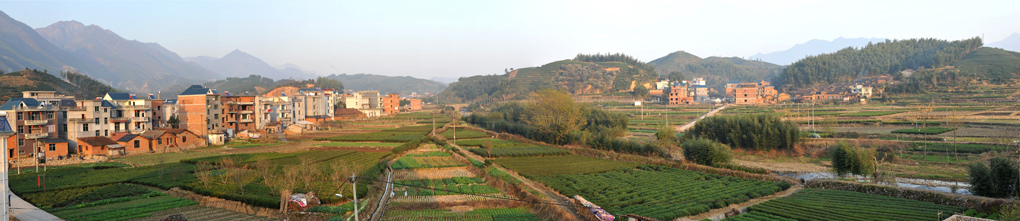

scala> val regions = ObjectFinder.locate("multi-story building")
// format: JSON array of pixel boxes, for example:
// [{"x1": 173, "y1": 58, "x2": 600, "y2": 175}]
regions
[
  {"x1": 103, "y1": 93, "x2": 153, "y2": 133},
  {"x1": 0, "y1": 98, "x2": 62, "y2": 158},
  {"x1": 381, "y1": 93, "x2": 400, "y2": 116},
  {"x1": 408, "y1": 99, "x2": 423, "y2": 111},
  {"x1": 668, "y1": 83, "x2": 694, "y2": 105},
  {"x1": 65, "y1": 99, "x2": 116, "y2": 151},
  {"x1": 221, "y1": 94, "x2": 260, "y2": 133},
  {"x1": 177, "y1": 85, "x2": 222, "y2": 138},
  {"x1": 342, "y1": 91, "x2": 383, "y2": 117},
  {"x1": 730, "y1": 81, "x2": 780, "y2": 105},
  {"x1": 160, "y1": 99, "x2": 178, "y2": 128},
  {"x1": 298, "y1": 89, "x2": 331, "y2": 120}
]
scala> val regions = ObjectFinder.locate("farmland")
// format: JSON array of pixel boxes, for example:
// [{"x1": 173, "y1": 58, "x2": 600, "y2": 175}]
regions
[
  {"x1": 382, "y1": 208, "x2": 539, "y2": 221},
  {"x1": 892, "y1": 127, "x2": 956, "y2": 135},
  {"x1": 442, "y1": 128, "x2": 491, "y2": 139},
  {"x1": 747, "y1": 188, "x2": 964, "y2": 221},
  {"x1": 492, "y1": 155, "x2": 641, "y2": 177},
  {"x1": 535, "y1": 165, "x2": 791, "y2": 220}
]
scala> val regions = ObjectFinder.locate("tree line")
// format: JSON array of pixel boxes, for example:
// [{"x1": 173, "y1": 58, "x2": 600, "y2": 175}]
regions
[
  {"x1": 464, "y1": 89, "x2": 662, "y2": 156},
  {"x1": 776, "y1": 37, "x2": 983, "y2": 90},
  {"x1": 574, "y1": 53, "x2": 657, "y2": 75},
  {"x1": 682, "y1": 114, "x2": 800, "y2": 151}
]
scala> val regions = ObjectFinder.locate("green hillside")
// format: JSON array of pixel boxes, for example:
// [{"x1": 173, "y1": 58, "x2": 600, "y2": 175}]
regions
[
  {"x1": 325, "y1": 73, "x2": 446, "y2": 97},
  {"x1": 776, "y1": 37, "x2": 983, "y2": 90},
  {"x1": 649, "y1": 51, "x2": 782, "y2": 92},
  {"x1": 0, "y1": 69, "x2": 116, "y2": 101},
  {"x1": 203, "y1": 75, "x2": 279, "y2": 95},
  {"x1": 439, "y1": 54, "x2": 659, "y2": 103},
  {"x1": 952, "y1": 47, "x2": 1020, "y2": 82}
]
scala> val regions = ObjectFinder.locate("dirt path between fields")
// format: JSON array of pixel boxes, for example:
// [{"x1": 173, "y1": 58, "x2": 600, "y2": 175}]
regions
[
  {"x1": 447, "y1": 141, "x2": 582, "y2": 221},
  {"x1": 733, "y1": 160, "x2": 829, "y2": 173},
  {"x1": 676, "y1": 104, "x2": 727, "y2": 132},
  {"x1": 685, "y1": 185, "x2": 805, "y2": 221}
]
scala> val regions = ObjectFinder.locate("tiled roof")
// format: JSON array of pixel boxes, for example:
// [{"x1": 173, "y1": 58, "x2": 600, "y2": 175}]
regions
[
  {"x1": 180, "y1": 85, "x2": 210, "y2": 96},
  {"x1": 58, "y1": 99, "x2": 77, "y2": 107},
  {"x1": 43, "y1": 138, "x2": 69, "y2": 143},
  {"x1": 163, "y1": 99, "x2": 177, "y2": 105},
  {"x1": 106, "y1": 93, "x2": 132, "y2": 100},
  {"x1": 0, "y1": 98, "x2": 40, "y2": 110},
  {"x1": 78, "y1": 136, "x2": 119, "y2": 146},
  {"x1": 0, "y1": 116, "x2": 12, "y2": 133},
  {"x1": 100, "y1": 100, "x2": 116, "y2": 107},
  {"x1": 140, "y1": 130, "x2": 167, "y2": 139},
  {"x1": 116, "y1": 134, "x2": 140, "y2": 142}
]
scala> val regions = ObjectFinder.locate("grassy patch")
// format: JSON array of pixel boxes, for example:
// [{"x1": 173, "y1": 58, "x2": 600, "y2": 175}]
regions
[
  {"x1": 441, "y1": 128, "x2": 490, "y2": 139},
  {"x1": 316, "y1": 142, "x2": 404, "y2": 148},
  {"x1": 841, "y1": 111, "x2": 906, "y2": 117},
  {"x1": 113, "y1": 151, "x2": 225, "y2": 166},
  {"x1": 891, "y1": 127, "x2": 955, "y2": 135}
]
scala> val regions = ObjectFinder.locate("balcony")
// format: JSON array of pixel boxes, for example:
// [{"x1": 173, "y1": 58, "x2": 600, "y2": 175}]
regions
[
  {"x1": 131, "y1": 117, "x2": 148, "y2": 122},
  {"x1": 12, "y1": 106, "x2": 57, "y2": 111},
  {"x1": 239, "y1": 118, "x2": 254, "y2": 123},
  {"x1": 23, "y1": 119, "x2": 48, "y2": 126},
  {"x1": 111, "y1": 117, "x2": 131, "y2": 123},
  {"x1": 226, "y1": 101, "x2": 254, "y2": 105},
  {"x1": 68, "y1": 118, "x2": 92, "y2": 123},
  {"x1": 122, "y1": 105, "x2": 151, "y2": 110},
  {"x1": 25, "y1": 132, "x2": 48, "y2": 139}
]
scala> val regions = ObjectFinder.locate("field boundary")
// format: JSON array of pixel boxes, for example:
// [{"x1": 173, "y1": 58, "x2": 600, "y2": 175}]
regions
[{"x1": 805, "y1": 179, "x2": 1012, "y2": 212}]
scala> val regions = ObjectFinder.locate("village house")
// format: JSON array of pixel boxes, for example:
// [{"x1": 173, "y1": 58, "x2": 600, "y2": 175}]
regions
[
  {"x1": 112, "y1": 133, "x2": 151, "y2": 154},
  {"x1": 177, "y1": 85, "x2": 223, "y2": 140},
  {"x1": 140, "y1": 130, "x2": 178, "y2": 153},
  {"x1": 77, "y1": 136, "x2": 122, "y2": 156}
]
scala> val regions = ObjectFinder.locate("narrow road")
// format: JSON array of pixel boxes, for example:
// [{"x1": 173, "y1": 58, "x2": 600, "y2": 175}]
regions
[
  {"x1": 8, "y1": 190, "x2": 62, "y2": 221},
  {"x1": 369, "y1": 168, "x2": 393, "y2": 221},
  {"x1": 676, "y1": 104, "x2": 728, "y2": 132},
  {"x1": 685, "y1": 185, "x2": 804, "y2": 221},
  {"x1": 446, "y1": 142, "x2": 582, "y2": 221}
]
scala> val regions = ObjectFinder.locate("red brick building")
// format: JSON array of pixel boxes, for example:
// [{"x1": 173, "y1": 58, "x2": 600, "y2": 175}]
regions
[
  {"x1": 77, "y1": 136, "x2": 122, "y2": 156},
  {"x1": 221, "y1": 95, "x2": 258, "y2": 133},
  {"x1": 668, "y1": 83, "x2": 695, "y2": 105},
  {"x1": 408, "y1": 98, "x2": 422, "y2": 111},
  {"x1": 141, "y1": 130, "x2": 178, "y2": 153},
  {"x1": 114, "y1": 133, "x2": 151, "y2": 154},
  {"x1": 381, "y1": 94, "x2": 400, "y2": 116}
]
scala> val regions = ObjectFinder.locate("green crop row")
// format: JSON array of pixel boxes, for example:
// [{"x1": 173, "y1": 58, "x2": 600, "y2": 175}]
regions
[
  {"x1": 442, "y1": 128, "x2": 491, "y2": 139},
  {"x1": 891, "y1": 127, "x2": 955, "y2": 135},
  {"x1": 392, "y1": 156, "x2": 466, "y2": 169},
  {"x1": 468, "y1": 146, "x2": 571, "y2": 158},
  {"x1": 536, "y1": 165, "x2": 791, "y2": 220},
  {"x1": 908, "y1": 142, "x2": 1009, "y2": 154},
  {"x1": 747, "y1": 188, "x2": 963, "y2": 221}
]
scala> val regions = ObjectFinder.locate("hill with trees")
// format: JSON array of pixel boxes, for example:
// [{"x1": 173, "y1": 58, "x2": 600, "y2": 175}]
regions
[
  {"x1": 0, "y1": 69, "x2": 116, "y2": 101},
  {"x1": 438, "y1": 53, "x2": 659, "y2": 103},
  {"x1": 891, "y1": 47, "x2": 1020, "y2": 94},
  {"x1": 649, "y1": 51, "x2": 781, "y2": 92},
  {"x1": 325, "y1": 73, "x2": 446, "y2": 97},
  {"x1": 750, "y1": 37, "x2": 887, "y2": 65},
  {"x1": 776, "y1": 37, "x2": 984, "y2": 90}
]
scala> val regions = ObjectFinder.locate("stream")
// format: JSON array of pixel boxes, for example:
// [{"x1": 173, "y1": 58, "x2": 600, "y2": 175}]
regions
[{"x1": 775, "y1": 171, "x2": 972, "y2": 195}]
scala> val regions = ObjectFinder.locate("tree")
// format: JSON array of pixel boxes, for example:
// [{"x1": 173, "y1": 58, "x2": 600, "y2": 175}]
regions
[
  {"x1": 166, "y1": 115, "x2": 180, "y2": 129},
  {"x1": 298, "y1": 157, "x2": 320, "y2": 190},
  {"x1": 655, "y1": 126, "x2": 678, "y2": 146},
  {"x1": 830, "y1": 142, "x2": 875, "y2": 177},
  {"x1": 969, "y1": 157, "x2": 1019, "y2": 198},
  {"x1": 682, "y1": 138, "x2": 733, "y2": 167},
  {"x1": 525, "y1": 89, "x2": 585, "y2": 144},
  {"x1": 668, "y1": 71, "x2": 686, "y2": 82},
  {"x1": 482, "y1": 139, "x2": 493, "y2": 158},
  {"x1": 632, "y1": 84, "x2": 649, "y2": 98}
]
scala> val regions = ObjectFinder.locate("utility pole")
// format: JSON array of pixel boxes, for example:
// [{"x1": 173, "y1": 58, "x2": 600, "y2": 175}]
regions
[
  {"x1": 351, "y1": 173, "x2": 359, "y2": 221},
  {"x1": 1, "y1": 121, "x2": 13, "y2": 221}
]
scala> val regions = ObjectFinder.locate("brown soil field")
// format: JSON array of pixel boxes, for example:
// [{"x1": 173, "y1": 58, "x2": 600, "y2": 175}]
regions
[{"x1": 393, "y1": 167, "x2": 476, "y2": 180}]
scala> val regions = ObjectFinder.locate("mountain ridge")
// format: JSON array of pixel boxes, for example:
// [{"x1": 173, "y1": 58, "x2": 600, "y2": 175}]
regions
[{"x1": 750, "y1": 37, "x2": 887, "y2": 65}]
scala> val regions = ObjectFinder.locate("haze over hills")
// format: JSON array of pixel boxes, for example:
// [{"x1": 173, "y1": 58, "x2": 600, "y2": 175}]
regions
[
  {"x1": 185, "y1": 50, "x2": 317, "y2": 80},
  {"x1": 430, "y1": 77, "x2": 458, "y2": 84},
  {"x1": 35, "y1": 20, "x2": 219, "y2": 93},
  {"x1": 0, "y1": 11, "x2": 112, "y2": 82},
  {"x1": 987, "y1": 33, "x2": 1020, "y2": 52},
  {"x1": 750, "y1": 37, "x2": 887, "y2": 65},
  {"x1": 326, "y1": 73, "x2": 447, "y2": 97}
]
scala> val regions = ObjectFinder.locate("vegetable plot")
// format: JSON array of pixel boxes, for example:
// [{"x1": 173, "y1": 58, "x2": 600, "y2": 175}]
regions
[{"x1": 747, "y1": 188, "x2": 964, "y2": 221}]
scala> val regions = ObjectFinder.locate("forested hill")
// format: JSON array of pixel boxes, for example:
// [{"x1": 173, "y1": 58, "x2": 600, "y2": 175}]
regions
[
  {"x1": 325, "y1": 73, "x2": 446, "y2": 97},
  {"x1": 776, "y1": 37, "x2": 983, "y2": 90},
  {"x1": 0, "y1": 69, "x2": 116, "y2": 101},
  {"x1": 649, "y1": 51, "x2": 781, "y2": 92},
  {"x1": 438, "y1": 53, "x2": 659, "y2": 103}
]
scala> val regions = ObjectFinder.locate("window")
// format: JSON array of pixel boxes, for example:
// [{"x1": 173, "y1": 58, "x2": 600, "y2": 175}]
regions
[
  {"x1": 104, "y1": 108, "x2": 108, "y2": 113},
  {"x1": 134, "y1": 140, "x2": 140, "y2": 148},
  {"x1": 182, "y1": 135, "x2": 187, "y2": 142},
  {"x1": 104, "y1": 118, "x2": 108, "y2": 124},
  {"x1": 62, "y1": 111, "x2": 67, "y2": 118},
  {"x1": 16, "y1": 113, "x2": 22, "y2": 120},
  {"x1": 94, "y1": 118, "x2": 100, "y2": 124},
  {"x1": 17, "y1": 126, "x2": 23, "y2": 134},
  {"x1": 83, "y1": 124, "x2": 89, "y2": 131},
  {"x1": 157, "y1": 139, "x2": 162, "y2": 145},
  {"x1": 95, "y1": 106, "x2": 99, "y2": 112},
  {"x1": 62, "y1": 124, "x2": 67, "y2": 132},
  {"x1": 95, "y1": 130, "x2": 100, "y2": 136},
  {"x1": 49, "y1": 144, "x2": 55, "y2": 151},
  {"x1": 46, "y1": 112, "x2": 53, "y2": 119},
  {"x1": 104, "y1": 130, "x2": 108, "y2": 137},
  {"x1": 18, "y1": 139, "x2": 24, "y2": 147}
]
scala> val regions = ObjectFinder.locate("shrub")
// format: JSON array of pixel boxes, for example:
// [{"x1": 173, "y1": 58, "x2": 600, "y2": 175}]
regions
[
  {"x1": 683, "y1": 114, "x2": 799, "y2": 151},
  {"x1": 968, "y1": 157, "x2": 1019, "y2": 198},
  {"x1": 830, "y1": 142, "x2": 875, "y2": 177},
  {"x1": 682, "y1": 138, "x2": 733, "y2": 167}
]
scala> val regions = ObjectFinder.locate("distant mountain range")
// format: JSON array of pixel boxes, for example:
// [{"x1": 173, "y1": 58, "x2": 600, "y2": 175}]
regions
[
  {"x1": 0, "y1": 11, "x2": 115, "y2": 85},
  {"x1": 987, "y1": 33, "x2": 1020, "y2": 52},
  {"x1": 750, "y1": 37, "x2": 887, "y2": 65},
  {"x1": 430, "y1": 77, "x2": 458, "y2": 84},
  {"x1": 185, "y1": 50, "x2": 318, "y2": 80}
]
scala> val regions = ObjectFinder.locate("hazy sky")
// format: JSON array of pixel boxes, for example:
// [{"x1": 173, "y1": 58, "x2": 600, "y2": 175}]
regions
[{"x1": 4, "y1": 0, "x2": 1020, "y2": 79}]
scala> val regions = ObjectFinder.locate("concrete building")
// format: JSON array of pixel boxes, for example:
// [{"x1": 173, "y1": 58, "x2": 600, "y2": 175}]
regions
[
  {"x1": 342, "y1": 91, "x2": 383, "y2": 117},
  {"x1": 103, "y1": 93, "x2": 153, "y2": 133},
  {"x1": 0, "y1": 98, "x2": 61, "y2": 158},
  {"x1": 64, "y1": 99, "x2": 116, "y2": 152}
]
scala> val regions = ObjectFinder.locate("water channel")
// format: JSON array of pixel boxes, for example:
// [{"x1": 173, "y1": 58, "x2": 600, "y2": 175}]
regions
[{"x1": 775, "y1": 171, "x2": 972, "y2": 195}]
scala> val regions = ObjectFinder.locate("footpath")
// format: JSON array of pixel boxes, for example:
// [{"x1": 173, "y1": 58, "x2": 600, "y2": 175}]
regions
[
  {"x1": 676, "y1": 104, "x2": 728, "y2": 132},
  {"x1": 8, "y1": 190, "x2": 62, "y2": 221}
]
